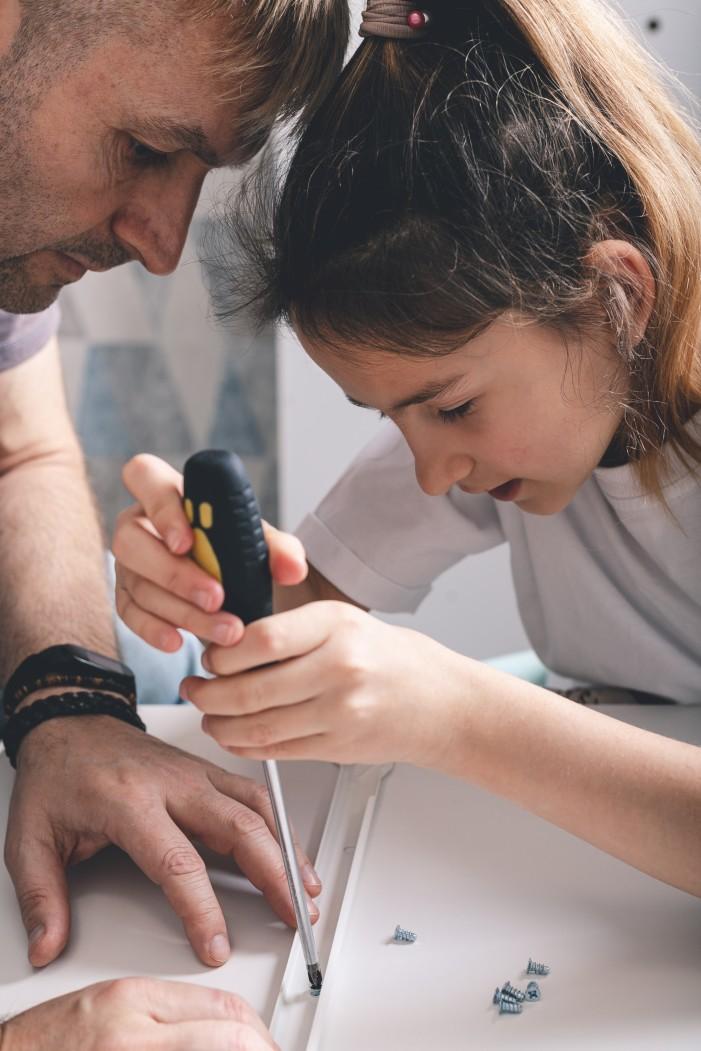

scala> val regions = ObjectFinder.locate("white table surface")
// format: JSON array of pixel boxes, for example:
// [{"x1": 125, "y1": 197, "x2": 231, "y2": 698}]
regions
[
  {"x1": 0, "y1": 706, "x2": 339, "y2": 1024},
  {"x1": 2, "y1": 704, "x2": 701, "y2": 1050},
  {"x1": 306, "y1": 705, "x2": 701, "y2": 1050}
]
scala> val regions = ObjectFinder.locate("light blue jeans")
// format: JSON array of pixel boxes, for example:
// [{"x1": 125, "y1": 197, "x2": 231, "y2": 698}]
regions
[{"x1": 108, "y1": 554, "x2": 205, "y2": 705}]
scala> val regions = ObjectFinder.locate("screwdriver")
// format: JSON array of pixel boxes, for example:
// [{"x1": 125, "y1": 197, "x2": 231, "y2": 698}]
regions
[{"x1": 183, "y1": 449, "x2": 323, "y2": 996}]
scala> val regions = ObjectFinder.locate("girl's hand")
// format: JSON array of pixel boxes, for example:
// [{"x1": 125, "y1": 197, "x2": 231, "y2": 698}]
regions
[
  {"x1": 113, "y1": 454, "x2": 308, "y2": 651},
  {"x1": 181, "y1": 601, "x2": 469, "y2": 766}
]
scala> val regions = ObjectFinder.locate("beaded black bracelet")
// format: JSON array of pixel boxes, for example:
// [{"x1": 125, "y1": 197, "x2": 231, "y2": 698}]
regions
[
  {"x1": 2, "y1": 692, "x2": 147, "y2": 768},
  {"x1": 3, "y1": 646, "x2": 136, "y2": 717}
]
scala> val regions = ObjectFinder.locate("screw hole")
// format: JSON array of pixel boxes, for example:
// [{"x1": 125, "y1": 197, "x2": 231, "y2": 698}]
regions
[{"x1": 646, "y1": 16, "x2": 662, "y2": 32}]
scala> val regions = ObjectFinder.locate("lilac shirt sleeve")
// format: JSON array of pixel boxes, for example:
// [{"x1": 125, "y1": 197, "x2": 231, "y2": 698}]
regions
[{"x1": 0, "y1": 305, "x2": 61, "y2": 372}]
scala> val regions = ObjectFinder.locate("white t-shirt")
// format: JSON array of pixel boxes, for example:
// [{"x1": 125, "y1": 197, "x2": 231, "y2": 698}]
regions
[
  {"x1": 0, "y1": 306, "x2": 60, "y2": 371},
  {"x1": 297, "y1": 419, "x2": 701, "y2": 704}
]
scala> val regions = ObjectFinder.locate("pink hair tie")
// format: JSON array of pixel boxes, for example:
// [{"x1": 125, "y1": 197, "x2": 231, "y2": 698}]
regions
[{"x1": 360, "y1": 2, "x2": 432, "y2": 40}]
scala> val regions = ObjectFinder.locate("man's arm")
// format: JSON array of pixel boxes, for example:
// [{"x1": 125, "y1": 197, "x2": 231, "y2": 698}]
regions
[
  {"x1": 1, "y1": 346, "x2": 322, "y2": 970},
  {"x1": 0, "y1": 337, "x2": 116, "y2": 672}
]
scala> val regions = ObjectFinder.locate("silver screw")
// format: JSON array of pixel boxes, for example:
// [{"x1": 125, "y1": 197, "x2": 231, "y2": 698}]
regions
[
  {"x1": 492, "y1": 987, "x2": 518, "y2": 1005},
  {"x1": 526, "y1": 958, "x2": 550, "y2": 975},
  {"x1": 393, "y1": 924, "x2": 417, "y2": 943},
  {"x1": 526, "y1": 981, "x2": 541, "y2": 1001},
  {"x1": 501, "y1": 981, "x2": 526, "y2": 1002},
  {"x1": 499, "y1": 998, "x2": 523, "y2": 1015}
]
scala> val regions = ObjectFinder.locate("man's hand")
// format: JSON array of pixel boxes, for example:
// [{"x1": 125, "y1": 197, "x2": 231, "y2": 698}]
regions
[
  {"x1": 1, "y1": 977, "x2": 278, "y2": 1051},
  {"x1": 4, "y1": 716, "x2": 321, "y2": 969},
  {"x1": 114, "y1": 455, "x2": 309, "y2": 651}
]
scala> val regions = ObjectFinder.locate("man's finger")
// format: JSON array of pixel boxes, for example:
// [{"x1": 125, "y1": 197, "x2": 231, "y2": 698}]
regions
[
  {"x1": 168, "y1": 1020, "x2": 277, "y2": 1051},
  {"x1": 5, "y1": 822, "x2": 71, "y2": 968},
  {"x1": 205, "y1": 768, "x2": 322, "y2": 898},
  {"x1": 144, "y1": 980, "x2": 273, "y2": 1041},
  {"x1": 176, "y1": 785, "x2": 320, "y2": 929},
  {"x1": 115, "y1": 813, "x2": 231, "y2": 967}
]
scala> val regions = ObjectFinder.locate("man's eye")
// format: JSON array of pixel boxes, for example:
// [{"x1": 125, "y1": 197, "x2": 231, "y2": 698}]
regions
[
  {"x1": 125, "y1": 137, "x2": 169, "y2": 167},
  {"x1": 438, "y1": 400, "x2": 475, "y2": 423}
]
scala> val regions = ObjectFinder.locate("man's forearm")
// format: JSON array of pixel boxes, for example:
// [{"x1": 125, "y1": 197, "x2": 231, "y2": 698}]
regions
[{"x1": 0, "y1": 446, "x2": 117, "y2": 682}]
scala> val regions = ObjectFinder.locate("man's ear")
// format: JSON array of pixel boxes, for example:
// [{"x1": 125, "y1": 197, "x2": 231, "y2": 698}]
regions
[{"x1": 586, "y1": 239, "x2": 656, "y2": 346}]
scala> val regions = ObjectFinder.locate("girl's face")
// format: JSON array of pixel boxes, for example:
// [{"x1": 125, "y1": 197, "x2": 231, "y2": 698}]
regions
[{"x1": 299, "y1": 314, "x2": 627, "y2": 515}]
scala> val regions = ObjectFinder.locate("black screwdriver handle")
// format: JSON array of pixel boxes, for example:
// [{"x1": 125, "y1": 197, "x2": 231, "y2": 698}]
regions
[{"x1": 183, "y1": 450, "x2": 272, "y2": 624}]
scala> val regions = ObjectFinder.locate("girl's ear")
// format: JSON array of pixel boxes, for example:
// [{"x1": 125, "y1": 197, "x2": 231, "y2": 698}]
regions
[{"x1": 586, "y1": 239, "x2": 656, "y2": 346}]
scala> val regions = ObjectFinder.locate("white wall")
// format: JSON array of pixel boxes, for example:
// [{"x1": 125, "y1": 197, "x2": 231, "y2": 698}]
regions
[{"x1": 276, "y1": 0, "x2": 700, "y2": 660}]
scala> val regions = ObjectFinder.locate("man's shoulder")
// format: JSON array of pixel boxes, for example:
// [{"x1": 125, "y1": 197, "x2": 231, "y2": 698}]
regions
[{"x1": 0, "y1": 305, "x2": 61, "y2": 372}]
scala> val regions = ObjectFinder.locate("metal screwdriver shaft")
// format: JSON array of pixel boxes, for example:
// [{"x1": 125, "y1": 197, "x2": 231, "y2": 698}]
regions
[
  {"x1": 263, "y1": 759, "x2": 322, "y2": 993},
  {"x1": 183, "y1": 450, "x2": 322, "y2": 995}
]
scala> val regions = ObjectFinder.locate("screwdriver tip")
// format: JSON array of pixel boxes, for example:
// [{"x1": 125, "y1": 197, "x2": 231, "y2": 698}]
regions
[{"x1": 308, "y1": 963, "x2": 323, "y2": 996}]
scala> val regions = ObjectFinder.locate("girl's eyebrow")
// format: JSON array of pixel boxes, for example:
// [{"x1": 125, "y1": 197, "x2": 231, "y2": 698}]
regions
[{"x1": 346, "y1": 376, "x2": 467, "y2": 413}]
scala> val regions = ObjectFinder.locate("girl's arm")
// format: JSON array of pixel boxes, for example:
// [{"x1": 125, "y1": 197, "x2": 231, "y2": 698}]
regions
[
  {"x1": 433, "y1": 660, "x2": 701, "y2": 897},
  {"x1": 274, "y1": 561, "x2": 364, "y2": 611},
  {"x1": 189, "y1": 596, "x2": 701, "y2": 900}
]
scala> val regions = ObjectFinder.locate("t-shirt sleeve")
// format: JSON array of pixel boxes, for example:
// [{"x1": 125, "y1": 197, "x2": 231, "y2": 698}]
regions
[
  {"x1": 296, "y1": 421, "x2": 505, "y2": 612},
  {"x1": 0, "y1": 305, "x2": 61, "y2": 372}
]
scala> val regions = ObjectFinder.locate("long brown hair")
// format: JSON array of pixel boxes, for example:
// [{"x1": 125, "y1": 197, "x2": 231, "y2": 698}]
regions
[{"x1": 227, "y1": 0, "x2": 701, "y2": 493}]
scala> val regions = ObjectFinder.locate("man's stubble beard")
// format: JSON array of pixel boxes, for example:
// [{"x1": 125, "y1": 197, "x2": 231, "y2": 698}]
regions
[{"x1": 0, "y1": 120, "x2": 132, "y2": 313}]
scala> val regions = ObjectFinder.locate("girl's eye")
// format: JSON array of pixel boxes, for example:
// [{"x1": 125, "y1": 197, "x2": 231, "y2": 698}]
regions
[
  {"x1": 125, "y1": 137, "x2": 169, "y2": 168},
  {"x1": 438, "y1": 399, "x2": 474, "y2": 423}
]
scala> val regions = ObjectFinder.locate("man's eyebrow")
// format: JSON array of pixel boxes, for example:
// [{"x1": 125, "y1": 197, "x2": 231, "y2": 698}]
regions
[
  {"x1": 128, "y1": 117, "x2": 224, "y2": 166},
  {"x1": 346, "y1": 378, "x2": 463, "y2": 414}
]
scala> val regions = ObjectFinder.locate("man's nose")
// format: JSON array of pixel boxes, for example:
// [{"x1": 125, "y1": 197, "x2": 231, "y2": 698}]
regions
[
  {"x1": 111, "y1": 162, "x2": 207, "y2": 276},
  {"x1": 413, "y1": 442, "x2": 475, "y2": 497}
]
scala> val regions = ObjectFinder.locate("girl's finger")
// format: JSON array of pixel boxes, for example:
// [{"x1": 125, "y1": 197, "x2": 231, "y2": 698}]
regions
[
  {"x1": 204, "y1": 601, "x2": 347, "y2": 677},
  {"x1": 120, "y1": 572, "x2": 242, "y2": 647},
  {"x1": 121, "y1": 454, "x2": 193, "y2": 556},
  {"x1": 262, "y1": 521, "x2": 309, "y2": 586},
  {"x1": 227, "y1": 733, "x2": 330, "y2": 763},
  {"x1": 203, "y1": 697, "x2": 326, "y2": 750},
  {"x1": 183, "y1": 642, "x2": 330, "y2": 715},
  {"x1": 116, "y1": 577, "x2": 184, "y2": 652},
  {"x1": 113, "y1": 513, "x2": 224, "y2": 613}
]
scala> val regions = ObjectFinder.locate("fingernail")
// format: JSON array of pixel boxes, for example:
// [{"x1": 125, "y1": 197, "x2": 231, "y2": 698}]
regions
[
  {"x1": 166, "y1": 529, "x2": 184, "y2": 553},
  {"x1": 179, "y1": 680, "x2": 190, "y2": 702},
  {"x1": 28, "y1": 925, "x2": 45, "y2": 946},
  {"x1": 302, "y1": 863, "x2": 322, "y2": 889},
  {"x1": 192, "y1": 589, "x2": 216, "y2": 612},
  {"x1": 307, "y1": 898, "x2": 320, "y2": 920},
  {"x1": 213, "y1": 621, "x2": 238, "y2": 646},
  {"x1": 209, "y1": 933, "x2": 231, "y2": 964}
]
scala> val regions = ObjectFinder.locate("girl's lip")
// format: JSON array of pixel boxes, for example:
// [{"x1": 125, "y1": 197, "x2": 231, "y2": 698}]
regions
[{"x1": 489, "y1": 479, "x2": 522, "y2": 501}]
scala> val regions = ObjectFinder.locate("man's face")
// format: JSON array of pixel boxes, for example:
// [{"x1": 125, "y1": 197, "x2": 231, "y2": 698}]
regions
[
  {"x1": 300, "y1": 315, "x2": 627, "y2": 517},
  {"x1": 0, "y1": 14, "x2": 241, "y2": 313}
]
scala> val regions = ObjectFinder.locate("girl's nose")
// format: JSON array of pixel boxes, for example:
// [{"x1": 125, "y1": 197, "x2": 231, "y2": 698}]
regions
[{"x1": 414, "y1": 448, "x2": 476, "y2": 497}]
